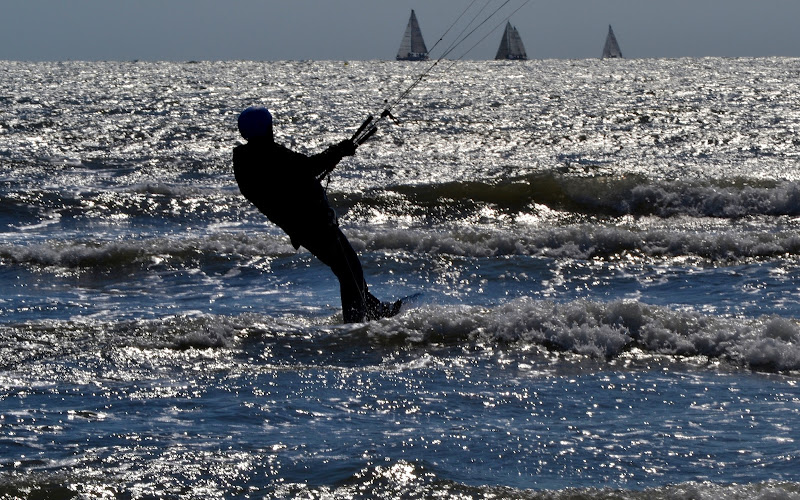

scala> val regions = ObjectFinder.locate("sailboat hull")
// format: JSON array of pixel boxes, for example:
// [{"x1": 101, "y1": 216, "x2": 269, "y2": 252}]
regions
[{"x1": 398, "y1": 53, "x2": 429, "y2": 62}]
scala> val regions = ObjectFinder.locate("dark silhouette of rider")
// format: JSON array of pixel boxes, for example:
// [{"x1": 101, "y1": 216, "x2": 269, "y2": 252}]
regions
[{"x1": 232, "y1": 106, "x2": 400, "y2": 323}]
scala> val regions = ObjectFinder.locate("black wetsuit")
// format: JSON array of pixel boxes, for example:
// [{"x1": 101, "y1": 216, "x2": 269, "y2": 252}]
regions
[{"x1": 233, "y1": 139, "x2": 394, "y2": 323}]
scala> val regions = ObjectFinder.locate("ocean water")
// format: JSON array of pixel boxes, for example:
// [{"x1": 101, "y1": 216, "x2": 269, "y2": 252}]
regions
[{"x1": 1, "y1": 58, "x2": 800, "y2": 498}]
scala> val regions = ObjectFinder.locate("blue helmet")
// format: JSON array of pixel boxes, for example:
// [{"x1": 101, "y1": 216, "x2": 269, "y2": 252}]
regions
[{"x1": 237, "y1": 106, "x2": 272, "y2": 140}]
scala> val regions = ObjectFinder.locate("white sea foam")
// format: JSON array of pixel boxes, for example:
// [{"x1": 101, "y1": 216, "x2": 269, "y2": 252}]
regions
[
  {"x1": 0, "y1": 233, "x2": 295, "y2": 268},
  {"x1": 624, "y1": 180, "x2": 800, "y2": 217},
  {"x1": 4, "y1": 221, "x2": 800, "y2": 270},
  {"x1": 276, "y1": 462, "x2": 800, "y2": 499},
  {"x1": 352, "y1": 224, "x2": 800, "y2": 260},
  {"x1": 6, "y1": 298, "x2": 797, "y2": 372},
  {"x1": 367, "y1": 298, "x2": 800, "y2": 372}
]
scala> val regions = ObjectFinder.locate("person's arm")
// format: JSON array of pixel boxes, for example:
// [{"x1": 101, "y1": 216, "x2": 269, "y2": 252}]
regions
[{"x1": 306, "y1": 140, "x2": 357, "y2": 179}]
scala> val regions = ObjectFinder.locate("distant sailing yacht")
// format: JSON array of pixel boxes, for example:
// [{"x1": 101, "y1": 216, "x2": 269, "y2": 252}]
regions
[
  {"x1": 396, "y1": 9, "x2": 429, "y2": 61},
  {"x1": 495, "y1": 22, "x2": 527, "y2": 60},
  {"x1": 602, "y1": 25, "x2": 623, "y2": 59}
]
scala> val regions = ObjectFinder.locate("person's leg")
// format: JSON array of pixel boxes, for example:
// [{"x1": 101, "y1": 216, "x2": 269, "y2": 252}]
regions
[
  {"x1": 323, "y1": 231, "x2": 401, "y2": 321},
  {"x1": 364, "y1": 291, "x2": 402, "y2": 321},
  {"x1": 299, "y1": 226, "x2": 401, "y2": 323},
  {"x1": 299, "y1": 227, "x2": 369, "y2": 323}
]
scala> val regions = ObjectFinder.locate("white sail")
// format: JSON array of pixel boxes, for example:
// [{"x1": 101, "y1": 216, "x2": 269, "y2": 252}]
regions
[
  {"x1": 602, "y1": 25, "x2": 623, "y2": 59},
  {"x1": 396, "y1": 10, "x2": 429, "y2": 61},
  {"x1": 495, "y1": 22, "x2": 527, "y2": 60}
]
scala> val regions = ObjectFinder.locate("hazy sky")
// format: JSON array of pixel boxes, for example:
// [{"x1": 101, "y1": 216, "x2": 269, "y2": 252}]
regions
[{"x1": 2, "y1": 0, "x2": 799, "y2": 61}]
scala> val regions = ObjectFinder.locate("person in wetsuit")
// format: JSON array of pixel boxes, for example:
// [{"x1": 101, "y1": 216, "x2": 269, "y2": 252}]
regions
[{"x1": 232, "y1": 106, "x2": 400, "y2": 323}]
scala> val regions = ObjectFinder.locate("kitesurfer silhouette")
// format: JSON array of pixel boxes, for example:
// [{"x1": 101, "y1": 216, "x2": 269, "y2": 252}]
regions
[{"x1": 232, "y1": 106, "x2": 401, "y2": 323}]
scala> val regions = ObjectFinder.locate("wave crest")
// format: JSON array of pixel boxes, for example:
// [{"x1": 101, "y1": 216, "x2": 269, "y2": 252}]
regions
[
  {"x1": 0, "y1": 233, "x2": 295, "y2": 269},
  {"x1": 5, "y1": 222, "x2": 800, "y2": 271},
  {"x1": 368, "y1": 298, "x2": 800, "y2": 372},
  {"x1": 353, "y1": 174, "x2": 800, "y2": 219},
  {"x1": 4, "y1": 299, "x2": 799, "y2": 373},
  {"x1": 353, "y1": 224, "x2": 800, "y2": 261}
]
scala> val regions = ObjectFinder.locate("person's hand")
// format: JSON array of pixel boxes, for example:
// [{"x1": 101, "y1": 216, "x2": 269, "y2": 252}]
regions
[{"x1": 337, "y1": 139, "x2": 357, "y2": 157}]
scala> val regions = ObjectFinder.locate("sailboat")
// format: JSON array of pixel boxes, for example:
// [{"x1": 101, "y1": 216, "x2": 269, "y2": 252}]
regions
[
  {"x1": 602, "y1": 25, "x2": 623, "y2": 59},
  {"x1": 495, "y1": 22, "x2": 527, "y2": 60},
  {"x1": 396, "y1": 9, "x2": 429, "y2": 61}
]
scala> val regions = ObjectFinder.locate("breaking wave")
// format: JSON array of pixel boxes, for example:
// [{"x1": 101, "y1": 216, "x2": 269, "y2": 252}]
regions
[
  {"x1": 5, "y1": 299, "x2": 799, "y2": 373},
  {"x1": 0, "y1": 233, "x2": 295, "y2": 269},
  {"x1": 364, "y1": 173, "x2": 800, "y2": 218},
  {"x1": 5, "y1": 173, "x2": 800, "y2": 229},
  {"x1": 352, "y1": 224, "x2": 800, "y2": 260},
  {"x1": 4, "y1": 460, "x2": 799, "y2": 499},
  {"x1": 4, "y1": 222, "x2": 800, "y2": 270},
  {"x1": 273, "y1": 461, "x2": 800, "y2": 499},
  {"x1": 364, "y1": 298, "x2": 800, "y2": 372}
]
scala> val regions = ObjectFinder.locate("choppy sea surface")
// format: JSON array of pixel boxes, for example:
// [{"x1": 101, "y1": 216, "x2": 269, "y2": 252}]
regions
[{"x1": 2, "y1": 58, "x2": 800, "y2": 498}]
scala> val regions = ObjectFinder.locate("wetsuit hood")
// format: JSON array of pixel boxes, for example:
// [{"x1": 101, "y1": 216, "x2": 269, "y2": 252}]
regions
[{"x1": 238, "y1": 106, "x2": 273, "y2": 141}]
